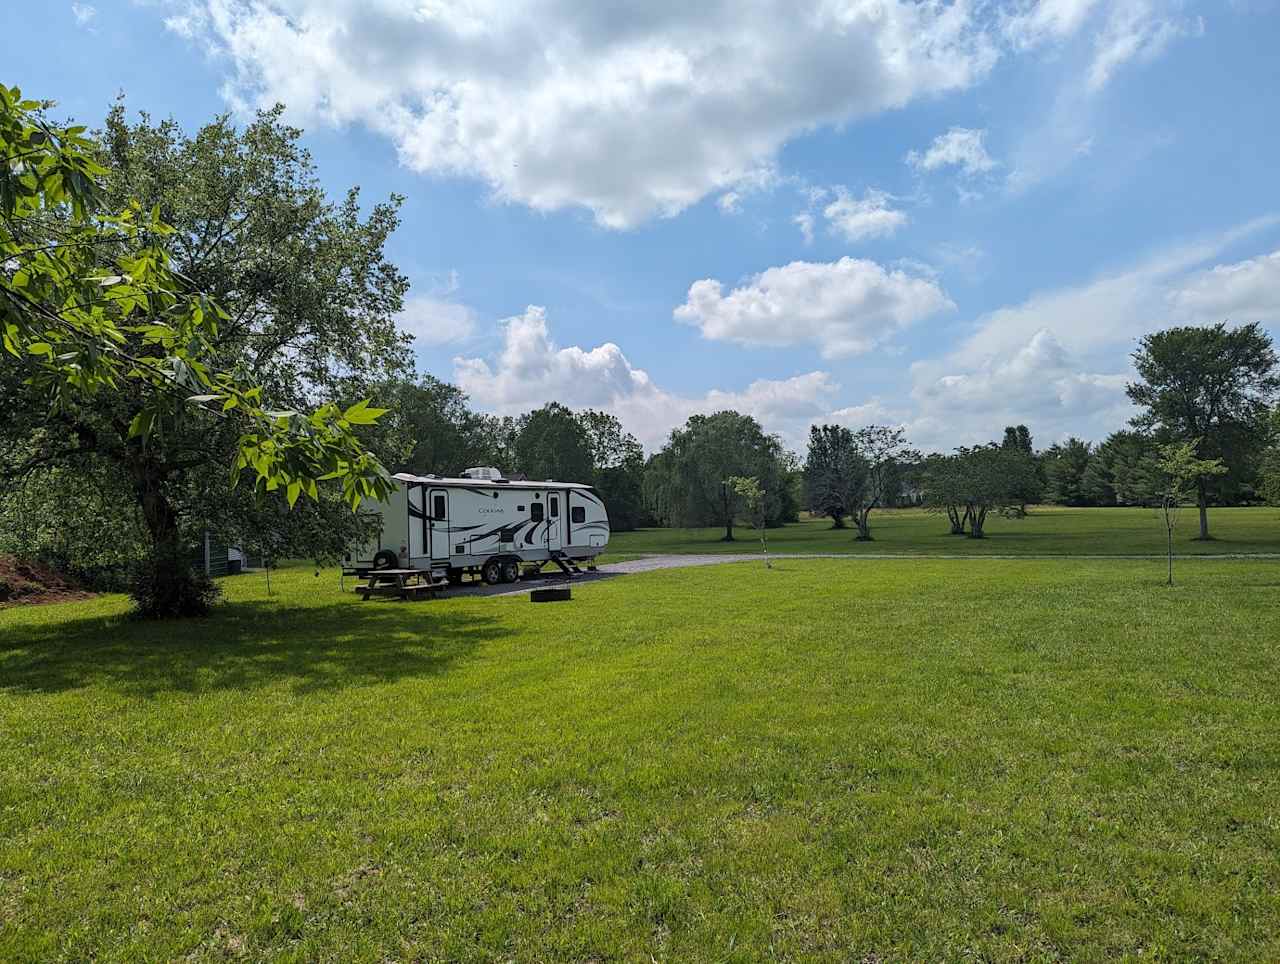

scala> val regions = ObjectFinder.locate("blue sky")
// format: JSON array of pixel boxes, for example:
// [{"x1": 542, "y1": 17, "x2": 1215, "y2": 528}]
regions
[{"x1": 9, "y1": 0, "x2": 1280, "y2": 450}]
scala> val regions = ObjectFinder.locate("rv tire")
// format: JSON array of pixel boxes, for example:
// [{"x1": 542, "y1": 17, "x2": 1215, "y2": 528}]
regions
[
  {"x1": 481, "y1": 559, "x2": 503, "y2": 585},
  {"x1": 372, "y1": 549, "x2": 399, "y2": 570},
  {"x1": 500, "y1": 560, "x2": 520, "y2": 583}
]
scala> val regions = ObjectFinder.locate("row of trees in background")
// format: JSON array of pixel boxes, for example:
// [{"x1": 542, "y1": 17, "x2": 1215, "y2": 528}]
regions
[
  {"x1": 1041, "y1": 323, "x2": 1279, "y2": 539},
  {"x1": 5, "y1": 85, "x2": 1280, "y2": 615},
  {"x1": 798, "y1": 323, "x2": 1280, "y2": 540}
]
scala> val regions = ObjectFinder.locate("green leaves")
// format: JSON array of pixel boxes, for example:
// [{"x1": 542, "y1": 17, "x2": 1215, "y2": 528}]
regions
[
  {"x1": 342, "y1": 398, "x2": 387, "y2": 425},
  {"x1": 2, "y1": 81, "x2": 395, "y2": 520}
]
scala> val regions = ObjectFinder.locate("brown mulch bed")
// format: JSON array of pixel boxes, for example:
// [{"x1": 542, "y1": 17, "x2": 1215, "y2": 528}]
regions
[{"x1": 0, "y1": 556, "x2": 97, "y2": 608}]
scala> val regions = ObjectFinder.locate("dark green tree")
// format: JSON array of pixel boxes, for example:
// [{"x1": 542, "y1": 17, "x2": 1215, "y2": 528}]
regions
[
  {"x1": 1043, "y1": 437, "x2": 1094, "y2": 506},
  {"x1": 921, "y1": 445, "x2": 1035, "y2": 538},
  {"x1": 576, "y1": 409, "x2": 648, "y2": 531},
  {"x1": 378, "y1": 376, "x2": 495, "y2": 476},
  {"x1": 1000, "y1": 424, "x2": 1043, "y2": 512},
  {"x1": 803, "y1": 424, "x2": 861, "y2": 528},
  {"x1": 514, "y1": 402, "x2": 594, "y2": 482},
  {"x1": 645, "y1": 411, "x2": 788, "y2": 540},
  {"x1": 1128, "y1": 322, "x2": 1280, "y2": 539}
]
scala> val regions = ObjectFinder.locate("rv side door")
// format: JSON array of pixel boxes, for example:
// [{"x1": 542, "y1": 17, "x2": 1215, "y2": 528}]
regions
[
  {"x1": 547, "y1": 493, "x2": 563, "y2": 551},
  {"x1": 428, "y1": 488, "x2": 450, "y2": 561}
]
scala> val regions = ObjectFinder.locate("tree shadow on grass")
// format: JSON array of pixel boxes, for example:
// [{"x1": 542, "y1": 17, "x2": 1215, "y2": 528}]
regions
[{"x1": 0, "y1": 598, "x2": 513, "y2": 698}]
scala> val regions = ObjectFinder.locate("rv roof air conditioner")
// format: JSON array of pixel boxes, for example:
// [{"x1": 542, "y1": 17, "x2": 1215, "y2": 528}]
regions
[{"x1": 461, "y1": 466, "x2": 504, "y2": 480}]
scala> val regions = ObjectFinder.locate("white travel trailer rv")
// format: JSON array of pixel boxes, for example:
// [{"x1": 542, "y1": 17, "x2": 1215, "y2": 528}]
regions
[{"x1": 348, "y1": 467, "x2": 611, "y2": 585}]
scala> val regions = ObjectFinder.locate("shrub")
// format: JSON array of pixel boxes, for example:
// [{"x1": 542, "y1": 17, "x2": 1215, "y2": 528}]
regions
[{"x1": 129, "y1": 552, "x2": 221, "y2": 619}]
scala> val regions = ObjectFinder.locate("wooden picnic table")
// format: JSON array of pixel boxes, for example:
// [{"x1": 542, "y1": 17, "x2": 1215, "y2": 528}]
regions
[{"x1": 357, "y1": 568, "x2": 444, "y2": 601}]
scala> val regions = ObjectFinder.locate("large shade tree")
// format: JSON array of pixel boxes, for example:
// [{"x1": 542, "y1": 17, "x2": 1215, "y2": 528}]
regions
[
  {"x1": 804, "y1": 423, "x2": 861, "y2": 529},
  {"x1": 1128, "y1": 323, "x2": 1279, "y2": 539},
  {"x1": 576, "y1": 409, "x2": 648, "y2": 531},
  {"x1": 921, "y1": 445, "x2": 1037, "y2": 538},
  {"x1": 514, "y1": 402, "x2": 594, "y2": 483},
  {"x1": 0, "y1": 87, "x2": 396, "y2": 615},
  {"x1": 645, "y1": 411, "x2": 789, "y2": 541}
]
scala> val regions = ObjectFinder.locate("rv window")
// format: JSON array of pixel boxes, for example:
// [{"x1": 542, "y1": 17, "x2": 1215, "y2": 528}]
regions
[
  {"x1": 517, "y1": 505, "x2": 525, "y2": 512},
  {"x1": 530, "y1": 502, "x2": 544, "y2": 522},
  {"x1": 433, "y1": 495, "x2": 446, "y2": 519},
  {"x1": 571, "y1": 506, "x2": 586, "y2": 524},
  {"x1": 550, "y1": 497, "x2": 559, "y2": 517}
]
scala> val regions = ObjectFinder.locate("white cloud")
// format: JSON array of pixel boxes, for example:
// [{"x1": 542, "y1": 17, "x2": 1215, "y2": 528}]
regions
[
  {"x1": 674, "y1": 257, "x2": 954, "y2": 359},
  {"x1": 948, "y1": 216, "x2": 1280, "y2": 369},
  {"x1": 716, "y1": 192, "x2": 741, "y2": 215},
  {"x1": 1001, "y1": 0, "x2": 1103, "y2": 48},
  {"x1": 821, "y1": 188, "x2": 908, "y2": 242},
  {"x1": 903, "y1": 218, "x2": 1280, "y2": 449},
  {"x1": 453, "y1": 306, "x2": 835, "y2": 449},
  {"x1": 1000, "y1": 0, "x2": 1197, "y2": 92},
  {"x1": 164, "y1": 0, "x2": 1000, "y2": 228},
  {"x1": 793, "y1": 211, "x2": 816, "y2": 245},
  {"x1": 906, "y1": 127, "x2": 998, "y2": 177},
  {"x1": 1167, "y1": 249, "x2": 1280, "y2": 323},
  {"x1": 1088, "y1": 1, "x2": 1200, "y2": 92},
  {"x1": 397, "y1": 295, "x2": 477, "y2": 346},
  {"x1": 71, "y1": 2, "x2": 96, "y2": 26},
  {"x1": 911, "y1": 329, "x2": 1131, "y2": 439}
]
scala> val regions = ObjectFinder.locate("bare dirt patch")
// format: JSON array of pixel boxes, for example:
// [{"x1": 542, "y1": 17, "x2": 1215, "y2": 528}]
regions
[{"x1": 0, "y1": 556, "x2": 97, "y2": 608}]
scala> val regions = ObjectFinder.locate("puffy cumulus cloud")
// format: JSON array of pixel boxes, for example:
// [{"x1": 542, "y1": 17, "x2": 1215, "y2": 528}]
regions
[
  {"x1": 906, "y1": 127, "x2": 997, "y2": 176},
  {"x1": 453, "y1": 306, "x2": 837, "y2": 449},
  {"x1": 1166, "y1": 249, "x2": 1280, "y2": 324},
  {"x1": 822, "y1": 188, "x2": 908, "y2": 242},
  {"x1": 909, "y1": 329, "x2": 1132, "y2": 448},
  {"x1": 163, "y1": 0, "x2": 1000, "y2": 228},
  {"x1": 674, "y1": 257, "x2": 954, "y2": 359}
]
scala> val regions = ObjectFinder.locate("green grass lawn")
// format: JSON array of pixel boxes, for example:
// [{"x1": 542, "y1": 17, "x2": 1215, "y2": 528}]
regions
[
  {"x1": 3, "y1": 558, "x2": 1280, "y2": 960},
  {"x1": 604, "y1": 505, "x2": 1280, "y2": 560}
]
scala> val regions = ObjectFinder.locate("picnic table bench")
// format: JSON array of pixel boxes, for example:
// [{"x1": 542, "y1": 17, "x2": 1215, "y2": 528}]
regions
[{"x1": 356, "y1": 568, "x2": 447, "y2": 601}]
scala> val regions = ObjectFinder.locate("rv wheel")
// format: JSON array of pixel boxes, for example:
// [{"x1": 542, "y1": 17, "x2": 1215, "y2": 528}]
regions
[
  {"x1": 372, "y1": 549, "x2": 399, "y2": 570},
  {"x1": 481, "y1": 559, "x2": 503, "y2": 585},
  {"x1": 500, "y1": 560, "x2": 520, "y2": 583}
]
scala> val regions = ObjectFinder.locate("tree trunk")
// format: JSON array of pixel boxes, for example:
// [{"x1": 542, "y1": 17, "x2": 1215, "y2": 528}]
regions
[
  {"x1": 1196, "y1": 478, "x2": 1210, "y2": 540},
  {"x1": 946, "y1": 504, "x2": 966, "y2": 535},
  {"x1": 854, "y1": 506, "x2": 873, "y2": 540},
  {"x1": 130, "y1": 458, "x2": 213, "y2": 617},
  {"x1": 968, "y1": 506, "x2": 987, "y2": 538},
  {"x1": 829, "y1": 512, "x2": 845, "y2": 529},
  {"x1": 723, "y1": 516, "x2": 734, "y2": 542}
]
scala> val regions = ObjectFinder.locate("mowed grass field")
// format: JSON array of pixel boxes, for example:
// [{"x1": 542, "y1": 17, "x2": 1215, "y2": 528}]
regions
[
  {"x1": 604, "y1": 505, "x2": 1280, "y2": 559},
  {"x1": 3, "y1": 557, "x2": 1280, "y2": 960}
]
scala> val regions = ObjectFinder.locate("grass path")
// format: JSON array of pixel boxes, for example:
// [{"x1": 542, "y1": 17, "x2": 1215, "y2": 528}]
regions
[{"x1": 3, "y1": 558, "x2": 1280, "y2": 959}]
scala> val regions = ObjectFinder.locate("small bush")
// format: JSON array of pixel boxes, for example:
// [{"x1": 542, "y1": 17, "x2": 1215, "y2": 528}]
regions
[{"x1": 129, "y1": 554, "x2": 221, "y2": 619}]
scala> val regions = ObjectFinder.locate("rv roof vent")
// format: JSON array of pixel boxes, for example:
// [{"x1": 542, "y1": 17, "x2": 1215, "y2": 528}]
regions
[{"x1": 461, "y1": 466, "x2": 504, "y2": 480}]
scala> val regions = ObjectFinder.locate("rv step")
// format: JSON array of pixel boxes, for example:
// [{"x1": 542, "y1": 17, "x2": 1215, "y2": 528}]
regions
[{"x1": 550, "y1": 551, "x2": 584, "y2": 576}]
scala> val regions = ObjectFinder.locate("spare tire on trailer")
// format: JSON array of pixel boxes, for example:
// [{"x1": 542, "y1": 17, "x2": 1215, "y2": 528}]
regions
[
  {"x1": 530, "y1": 587, "x2": 571, "y2": 603},
  {"x1": 372, "y1": 549, "x2": 399, "y2": 570}
]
